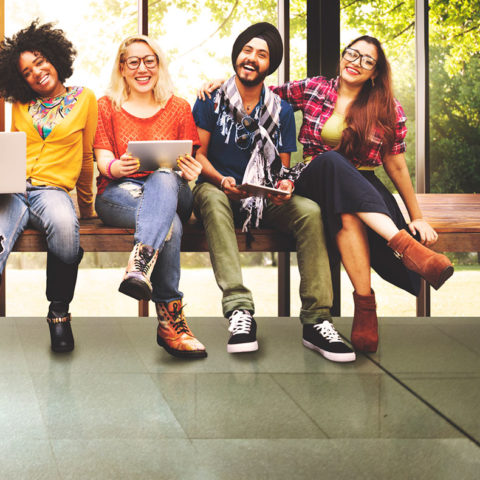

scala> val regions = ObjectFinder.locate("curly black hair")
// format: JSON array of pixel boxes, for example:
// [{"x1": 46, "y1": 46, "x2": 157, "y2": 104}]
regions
[{"x1": 0, "y1": 20, "x2": 77, "y2": 103}]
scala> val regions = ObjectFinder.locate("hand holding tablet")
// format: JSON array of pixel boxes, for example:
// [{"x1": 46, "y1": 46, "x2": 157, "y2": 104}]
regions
[{"x1": 237, "y1": 183, "x2": 290, "y2": 198}]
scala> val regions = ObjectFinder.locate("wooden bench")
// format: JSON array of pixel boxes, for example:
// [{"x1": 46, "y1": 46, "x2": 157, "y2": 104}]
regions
[
  {"x1": 1, "y1": 193, "x2": 479, "y2": 317},
  {"x1": 0, "y1": 219, "x2": 296, "y2": 317}
]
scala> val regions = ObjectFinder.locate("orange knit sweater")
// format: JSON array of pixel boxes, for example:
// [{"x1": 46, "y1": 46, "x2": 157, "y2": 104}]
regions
[{"x1": 94, "y1": 95, "x2": 200, "y2": 194}]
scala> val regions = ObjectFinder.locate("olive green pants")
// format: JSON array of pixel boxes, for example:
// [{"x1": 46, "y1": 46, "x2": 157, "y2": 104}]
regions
[{"x1": 193, "y1": 181, "x2": 333, "y2": 324}]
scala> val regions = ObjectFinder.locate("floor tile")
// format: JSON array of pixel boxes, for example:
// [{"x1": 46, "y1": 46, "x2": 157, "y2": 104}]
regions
[
  {"x1": 0, "y1": 318, "x2": 28, "y2": 373},
  {"x1": 272, "y1": 372, "x2": 459, "y2": 439},
  {"x1": 2, "y1": 316, "x2": 479, "y2": 478},
  {"x1": 435, "y1": 318, "x2": 480, "y2": 355},
  {"x1": 397, "y1": 375, "x2": 480, "y2": 442},
  {"x1": 354, "y1": 318, "x2": 480, "y2": 374},
  {"x1": 123, "y1": 316, "x2": 378, "y2": 374},
  {"x1": 51, "y1": 439, "x2": 198, "y2": 480},
  {"x1": 0, "y1": 374, "x2": 48, "y2": 439},
  {"x1": 151, "y1": 372, "x2": 327, "y2": 439},
  {"x1": 0, "y1": 439, "x2": 60, "y2": 480},
  {"x1": 191, "y1": 438, "x2": 480, "y2": 480},
  {"x1": 31, "y1": 373, "x2": 186, "y2": 440},
  {"x1": 16, "y1": 318, "x2": 147, "y2": 374}
]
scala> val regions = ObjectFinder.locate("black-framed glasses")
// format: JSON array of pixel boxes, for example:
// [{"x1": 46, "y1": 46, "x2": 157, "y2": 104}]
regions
[
  {"x1": 342, "y1": 48, "x2": 377, "y2": 70},
  {"x1": 123, "y1": 54, "x2": 158, "y2": 70}
]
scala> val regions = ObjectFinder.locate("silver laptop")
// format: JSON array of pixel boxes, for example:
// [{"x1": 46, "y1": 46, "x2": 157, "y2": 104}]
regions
[{"x1": 0, "y1": 131, "x2": 26, "y2": 193}]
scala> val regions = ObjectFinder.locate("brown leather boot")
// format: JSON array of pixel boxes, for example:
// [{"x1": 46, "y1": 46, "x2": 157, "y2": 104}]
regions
[
  {"x1": 156, "y1": 300, "x2": 207, "y2": 359},
  {"x1": 351, "y1": 290, "x2": 378, "y2": 353},
  {"x1": 387, "y1": 230, "x2": 453, "y2": 290}
]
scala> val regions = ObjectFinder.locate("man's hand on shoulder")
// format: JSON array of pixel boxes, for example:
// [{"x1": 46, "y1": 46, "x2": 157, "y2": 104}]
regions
[{"x1": 197, "y1": 79, "x2": 225, "y2": 101}]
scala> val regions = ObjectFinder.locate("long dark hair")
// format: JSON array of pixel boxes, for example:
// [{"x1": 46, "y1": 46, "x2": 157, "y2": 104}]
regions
[
  {"x1": 336, "y1": 35, "x2": 397, "y2": 162},
  {"x1": 0, "y1": 20, "x2": 76, "y2": 103}
]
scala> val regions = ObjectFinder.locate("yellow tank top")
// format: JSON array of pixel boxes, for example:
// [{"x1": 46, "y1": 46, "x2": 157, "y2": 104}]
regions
[{"x1": 321, "y1": 111, "x2": 346, "y2": 148}]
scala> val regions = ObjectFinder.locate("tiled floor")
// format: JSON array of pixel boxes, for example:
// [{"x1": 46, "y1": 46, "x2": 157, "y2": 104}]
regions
[{"x1": 1, "y1": 316, "x2": 479, "y2": 479}]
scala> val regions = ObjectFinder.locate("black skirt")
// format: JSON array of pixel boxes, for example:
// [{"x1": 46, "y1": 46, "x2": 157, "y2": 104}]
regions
[{"x1": 294, "y1": 151, "x2": 421, "y2": 296}]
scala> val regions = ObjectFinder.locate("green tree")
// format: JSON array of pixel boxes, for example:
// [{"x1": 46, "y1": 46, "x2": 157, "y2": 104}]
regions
[{"x1": 429, "y1": 51, "x2": 480, "y2": 193}]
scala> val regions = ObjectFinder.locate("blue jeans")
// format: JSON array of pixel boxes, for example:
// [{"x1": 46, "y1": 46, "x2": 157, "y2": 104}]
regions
[
  {"x1": 0, "y1": 185, "x2": 80, "y2": 274},
  {"x1": 95, "y1": 170, "x2": 193, "y2": 303}
]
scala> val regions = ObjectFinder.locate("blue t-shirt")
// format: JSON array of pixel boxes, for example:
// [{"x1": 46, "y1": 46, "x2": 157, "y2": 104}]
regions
[{"x1": 193, "y1": 88, "x2": 297, "y2": 184}]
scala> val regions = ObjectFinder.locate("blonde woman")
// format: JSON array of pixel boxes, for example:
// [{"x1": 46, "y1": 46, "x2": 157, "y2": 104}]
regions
[{"x1": 94, "y1": 35, "x2": 206, "y2": 359}]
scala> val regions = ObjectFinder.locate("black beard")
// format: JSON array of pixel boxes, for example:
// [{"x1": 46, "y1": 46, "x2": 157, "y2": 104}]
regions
[{"x1": 236, "y1": 68, "x2": 268, "y2": 87}]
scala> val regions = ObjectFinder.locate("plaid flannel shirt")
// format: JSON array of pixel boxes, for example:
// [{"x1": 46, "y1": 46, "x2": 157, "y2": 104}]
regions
[{"x1": 271, "y1": 76, "x2": 407, "y2": 168}]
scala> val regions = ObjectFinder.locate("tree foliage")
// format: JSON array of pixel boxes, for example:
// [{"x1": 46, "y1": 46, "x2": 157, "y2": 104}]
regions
[
  {"x1": 341, "y1": 1, "x2": 480, "y2": 193},
  {"x1": 341, "y1": 0, "x2": 480, "y2": 75},
  {"x1": 88, "y1": 0, "x2": 479, "y2": 193}
]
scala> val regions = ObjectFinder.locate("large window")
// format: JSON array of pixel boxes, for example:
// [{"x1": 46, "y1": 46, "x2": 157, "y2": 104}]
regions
[
  {"x1": 3, "y1": 0, "x2": 288, "y2": 317},
  {"x1": 3, "y1": 1, "x2": 478, "y2": 317},
  {"x1": 428, "y1": 2, "x2": 480, "y2": 315}
]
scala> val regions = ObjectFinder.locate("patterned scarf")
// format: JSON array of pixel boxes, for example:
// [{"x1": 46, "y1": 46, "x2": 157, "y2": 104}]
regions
[
  {"x1": 214, "y1": 75, "x2": 282, "y2": 230},
  {"x1": 29, "y1": 86, "x2": 83, "y2": 139}
]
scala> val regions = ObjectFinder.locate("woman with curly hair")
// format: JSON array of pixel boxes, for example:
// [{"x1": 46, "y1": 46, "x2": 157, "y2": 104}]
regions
[
  {"x1": 0, "y1": 21, "x2": 97, "y2": 353},
  {"x1": 94, "y1": 34, "x2": 207, "y2": 359}
]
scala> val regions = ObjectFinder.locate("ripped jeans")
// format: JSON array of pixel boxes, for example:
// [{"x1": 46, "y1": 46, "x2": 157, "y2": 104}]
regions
[
  {"x1": 0, "y1": 185, "x2": 80, "y2": 274},
  {"x1": 95, "y1": 170, "x2": 193, "y2": 303}
]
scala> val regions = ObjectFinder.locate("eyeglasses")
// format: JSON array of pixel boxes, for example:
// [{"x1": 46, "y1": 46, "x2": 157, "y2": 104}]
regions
[
  {"x1": 235, "y1": 115, "x2": 259, "y2": 150},
  {"x1": 123, "y1": 55, "x2": 158, "y2": 70},
  {"x1": 342, "y1": 48, "x2": 377, "y2": 71},
  {"x1": 241, "y1": 115, "x2": 258, "y2": 132}
]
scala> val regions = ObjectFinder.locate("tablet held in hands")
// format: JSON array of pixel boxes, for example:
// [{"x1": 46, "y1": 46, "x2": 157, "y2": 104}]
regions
[
  {"x1": 127, "y1": 140, "x2": 193, "y2": 171},
  {"x1": 238, "y1": 183, "x2": 290, "y2": 198}
]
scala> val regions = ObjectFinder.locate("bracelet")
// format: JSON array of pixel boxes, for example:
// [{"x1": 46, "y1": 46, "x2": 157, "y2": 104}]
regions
[
  {"x1": 220, "y1": 176, "x2": 229, "y2": 190},
  {"x1": 106, "y1": 158, "x2": 119, "y2": 180}
]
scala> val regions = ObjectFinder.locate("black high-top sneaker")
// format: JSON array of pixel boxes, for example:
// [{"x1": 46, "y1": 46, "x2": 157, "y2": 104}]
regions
[{"x1": 227, "y1": 309, "x2": 258, "y2": 353}]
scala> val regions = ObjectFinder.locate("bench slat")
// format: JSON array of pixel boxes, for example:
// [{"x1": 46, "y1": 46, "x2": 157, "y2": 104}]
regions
[{"x1": 12, "y1": 219, "x2": 296, "y2": 253}]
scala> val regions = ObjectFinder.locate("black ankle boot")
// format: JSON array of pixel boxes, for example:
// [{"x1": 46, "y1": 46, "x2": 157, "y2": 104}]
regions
[
  {"x1": 47, "y1": 313, "x2": 74, "y2": 353},
  {"x1": 46, "y1": 249, "x2": 83, "y2": 353}
]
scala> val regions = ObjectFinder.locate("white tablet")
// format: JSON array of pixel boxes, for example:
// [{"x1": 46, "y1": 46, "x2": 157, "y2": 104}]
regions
[
  {"x1": 127, "y1": 140, "x2": 193, "y2": 171},
  {"x1": 0, "y1": 131, "x2": 26, "y2": 193},
  {"x1": 238, "y1": 183, "x2": 290, "y2": 198}
]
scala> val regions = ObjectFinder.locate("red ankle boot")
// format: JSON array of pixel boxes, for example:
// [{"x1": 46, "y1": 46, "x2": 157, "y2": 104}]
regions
[
  {"x1": 387, "y1": 230, "x2": 453, "y2": 290},
  {"x1": 351, "y1": 290, "x2": 378, "y2": 353}
]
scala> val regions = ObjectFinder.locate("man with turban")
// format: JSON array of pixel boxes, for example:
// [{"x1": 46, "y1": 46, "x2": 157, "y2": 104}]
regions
[{"x1": 192, "y1": 23, "x2": 355, "y2": 362}]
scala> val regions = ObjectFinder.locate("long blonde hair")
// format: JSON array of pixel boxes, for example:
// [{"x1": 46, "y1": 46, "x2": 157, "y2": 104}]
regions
[{"x1": 107, "y1": 34, "x2": 174, "y2": 110}]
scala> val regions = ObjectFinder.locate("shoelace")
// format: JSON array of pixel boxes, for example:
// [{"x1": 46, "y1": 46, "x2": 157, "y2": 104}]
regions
[
  {"x1": 313, "y1": 321, "x2": 343, "y2": 343},
  {"x1": 169, "y1": 302, "x2": 191, "y2": 335},
  {"x1": 228, "y1": 310, "x2": 253, "y2": 334},
  {"x1": 134, "y1": 246, "x2": 155, "y2": 274}
]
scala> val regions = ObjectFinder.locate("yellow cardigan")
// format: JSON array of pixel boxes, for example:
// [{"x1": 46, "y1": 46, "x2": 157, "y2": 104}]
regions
[{"x1": 12, "y1": 87, "x2": 97, "y2": 218}]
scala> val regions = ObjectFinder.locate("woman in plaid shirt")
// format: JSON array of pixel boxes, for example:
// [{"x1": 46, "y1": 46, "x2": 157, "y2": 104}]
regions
[{"x1": 270, "y1": 36, "x2": 453, "y2": 353}]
